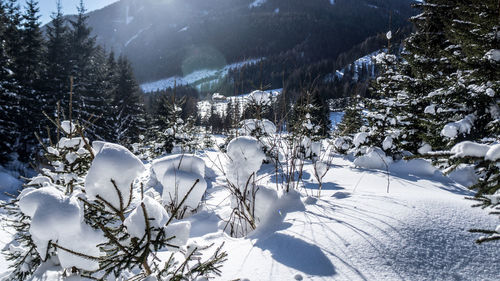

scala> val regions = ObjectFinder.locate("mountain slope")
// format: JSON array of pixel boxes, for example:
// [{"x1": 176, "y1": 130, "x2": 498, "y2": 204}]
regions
[{"x1": 82, "y1": 0, "x2": 416, "y2": 83}]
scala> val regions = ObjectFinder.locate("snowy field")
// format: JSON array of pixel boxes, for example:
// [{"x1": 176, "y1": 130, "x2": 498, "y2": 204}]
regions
[{"x1": 0, "y1": 139, "x2": 498, "y2": 280}]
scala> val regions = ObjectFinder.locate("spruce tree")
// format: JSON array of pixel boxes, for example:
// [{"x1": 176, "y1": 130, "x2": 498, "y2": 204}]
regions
[
  {"x1": 0, "y1": 0, "x2": 19, "y2": 163},
  {"x1": 43, "y1": 0, "x2": 71, "y2": 117},
  {"x1": 15, "y1": 0, "x2": 45, "y2": 160},
  {"x1": 68, "y1": 1, "x2": 110, "y2": 140},
  {"x1": 111, "y1": 55, "x2": 146, "y2": 146}
]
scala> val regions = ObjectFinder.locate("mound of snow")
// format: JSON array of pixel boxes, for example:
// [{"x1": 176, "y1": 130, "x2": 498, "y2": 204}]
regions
[
  {"x1": 334, "y1": 137, "x2": 351, "y2": 151},
  {"x1": 226, "y1": 136, "x2": 266, "y2": 189},
  {"x1": 353, "y1": 147, "x2": 392, "y2": 170},
  {"x1": 85, "y1": 143, "x2": 145, "y2": 210},
  {"x1": 60, "y1": 120, "x2": 76, "y2": 135},
  {"x1": 239, "y1": 119, "x2": 276, "y2": 136},
  {"x1": 485, "y1": 144, "x2": 500, "y2": 161},
  {"x1": 249, "y1": 186, "x2": 278, "y2": 223},
  {"x1": 162, "y1": 169, "x2": 207, "y2": 211},
  {"x1": 382, "y1": 136, "x2": 393, "y2": 151},
  {"x1": 390, "y1": 159, "x2": 440, "y2": 178},
  {"x1": 485, "y1": 49, "x2": 500, "y2": 63},
  {"x1": 124, "y1": 196, "x2": 169, "y2": 239},
  {"x1": 57, "y1": 223, "x2": 105, "y2": 271},
  {"x1": 164, "y1": 221, "x2": 191, "y2": 250},
  {"x1": 451, "y1": 141, "x2": 490, "y2": 158},
  {"x1": 153, "y1": 154, "x2": 207, "y2": 211},
  {"x1": 152, "y1": 154, "x2": 205, "y2": 181},
  {"x1": 57, "y1": 137, "x2": 86, "y2": 149},
  {"x1": 18, "y1": 186, "x2": 104, "y2": 270}
]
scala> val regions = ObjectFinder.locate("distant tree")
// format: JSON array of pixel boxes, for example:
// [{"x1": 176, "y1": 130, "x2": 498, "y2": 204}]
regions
[
  {"x1": 15, "y1": 0, "x2": 45, "y2": 160},
  {"x1": 110, "y1": 55, "x2": 146, "y2": 145},
  {"x1": 0, "y1": 0, "x2": 19, "y2": 163}
]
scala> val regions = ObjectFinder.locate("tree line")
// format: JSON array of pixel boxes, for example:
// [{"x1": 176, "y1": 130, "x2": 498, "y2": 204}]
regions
[{"x1": 0, "y1": 0, "x2": 145, "y2": 164}]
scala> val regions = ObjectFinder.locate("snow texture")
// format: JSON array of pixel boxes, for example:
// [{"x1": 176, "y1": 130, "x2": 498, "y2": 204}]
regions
[
  {"x1": 249, "y1": 0, "x2": 267, "y2": 8},
  {"x1": 124, "y1": 196, "x2": 170, "y2": 239},
  {"x1": 60, "y1": 121, "x2": 76, "y2": 135},
  {"x1": 484, "y1": 49, "x2": 500, "y2": 62},
  {"x1": 448, "y1": 164, "x2": 478, "y2": 187},
  {"x1": 247, "y1": 90, "x2": 271, "y2": 105},
  {"x1": 226, "y1": 136, "x2": 266, "y2": 189},
  {"x1": 418, "y1": 143, "x2": 432, "y2": 154},
  {"x1": 85, "y1": 143, "x2": 145, "y2": 210},
  {"x1": 164, "y1": 221, "x2": 191, "y2": 250}
]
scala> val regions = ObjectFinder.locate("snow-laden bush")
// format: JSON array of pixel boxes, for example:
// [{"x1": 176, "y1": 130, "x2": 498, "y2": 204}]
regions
[
  {"x1": 2, "y1": 119, "x2": 226, "y2": 280},
  {"x1": 18, "y1": 186, "x2": 105, "y2": 271},
  {"x1": 226, "y1": 136, "x2": 266, "y2": 190},
  {"x1": 152, "y1": 154, "x2": 207, "y2": 217},
  {"x1": 441, "y1": 140, "x2": 500, "y2": 243},
  {"x1": 353, "y1": 147, "x2": 393, "y2": 170},
  {"x1": 221, "y1": 136, "x2": 273, "y2": 237},
  {"x1": 238, "y1": 119, "x2": 276, "y2": 137}
]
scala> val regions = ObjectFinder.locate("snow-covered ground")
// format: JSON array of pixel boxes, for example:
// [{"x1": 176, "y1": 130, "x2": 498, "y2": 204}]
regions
[
  {"x1": 0, "y1": 143, "x2": 497, "y2": 280},
  {"x1": 140, "y1": 58, "x2": 263, "y2": 93}
]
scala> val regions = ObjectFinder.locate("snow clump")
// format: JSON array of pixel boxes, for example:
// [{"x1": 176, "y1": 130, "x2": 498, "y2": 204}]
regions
[
  {"x1": 124, "y1": 196, "x2": 170, "y2": 239},
  {"x1": 85, "y1": 143, "x2": 146, "y2": 210},
  {"x1": 441, "y1": 114, "x2": 476, "y2": 138},
  {"x1": 451, "y1": 141, "x2": 491, "y2": 158},
  {"x1": 353, "y1": 147, "x2": 393, "y2": 170},
  {"x1": 239, "y1": 119, "x2": 276, "y2": 136},
  {"x1": 226, "y1": 136, "x2": 266, "y2": 189},
  {"x1": 18, "y1": 186, "x2": 104, "y2": 271},
  {"x1": 152, "y1": 154, "x2": 207, "y2": 211}
]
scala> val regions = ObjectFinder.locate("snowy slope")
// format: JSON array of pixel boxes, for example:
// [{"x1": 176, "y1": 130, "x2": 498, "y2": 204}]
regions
[{"x1": 140, "y1": 58, "x2": 263, "y2": 93}]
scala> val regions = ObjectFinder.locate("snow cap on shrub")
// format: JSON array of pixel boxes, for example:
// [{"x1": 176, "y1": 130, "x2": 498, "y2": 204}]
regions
[
  {"x1": 153, "y1": 154, "x2": 207, "y2": 212},
  {"x1": 18, "y1": 186, "x2": 105, "y2": 270},
  {"x1": 226, "y1": 136, "x2": 265, "y2": 189},
  {"x1": 124, "y1": 196, "x2": 170, "y2": 239},
  {"x1": 85, "y1": 143, "x2": 145, "y2": 210}
]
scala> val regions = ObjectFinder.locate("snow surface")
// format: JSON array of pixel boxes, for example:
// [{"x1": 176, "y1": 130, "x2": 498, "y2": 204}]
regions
[
  {"x1": 451, "y1": 141, "x2": 490, "y2": 158},
  {"x1": 18, "y1": 186, "x2": 104, "y2": 271},
  {"x1": 441, "y1": 114, "x2": 476, "y2": 138},
  {"x1": 353, "y1": 147, "x2": 393, "y2": 170},
  {"x1": 1, "y1": 138, "x2": 499, "y2": 280}
]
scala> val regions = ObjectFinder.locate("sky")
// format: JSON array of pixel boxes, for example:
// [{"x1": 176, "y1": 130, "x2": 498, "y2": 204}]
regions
[{"x1": 37, "y1": 0, "x2": 119, "y2": 24}]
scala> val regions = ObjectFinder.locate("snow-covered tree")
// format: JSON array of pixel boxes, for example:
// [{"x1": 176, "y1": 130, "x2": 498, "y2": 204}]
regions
[{"x1": 109, "y1": 55, "x2": 146, "y2": 146}]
